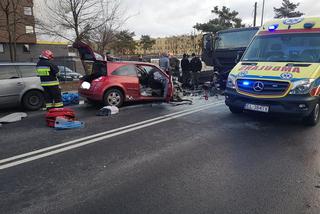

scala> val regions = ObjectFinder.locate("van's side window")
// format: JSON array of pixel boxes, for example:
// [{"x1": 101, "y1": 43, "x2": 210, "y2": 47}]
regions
[
  {"x1": 0, "y1": 66, "x2": 20, "y2": 80},
  {"x1": 18, "y1": 65, "x2": 37, "y2": 77}
]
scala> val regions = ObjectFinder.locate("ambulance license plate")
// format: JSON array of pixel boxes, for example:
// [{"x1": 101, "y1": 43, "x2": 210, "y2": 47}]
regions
[{"x1": 245, "y1": 104, "x2": 269, "y2": 113}]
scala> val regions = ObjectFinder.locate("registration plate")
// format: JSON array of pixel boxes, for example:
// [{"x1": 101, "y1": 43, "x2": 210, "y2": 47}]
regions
[{"x1": 245, "y1": 104, "x2": 269, "y2": 113}]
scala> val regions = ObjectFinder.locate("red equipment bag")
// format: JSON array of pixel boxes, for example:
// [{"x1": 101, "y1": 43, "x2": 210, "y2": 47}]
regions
[{"x1": 46, "y1": 108, "x2": 75, "y2": 127}]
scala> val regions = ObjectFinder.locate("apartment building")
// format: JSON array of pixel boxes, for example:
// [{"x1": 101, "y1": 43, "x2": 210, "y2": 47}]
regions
[
  {"x1": 0, "y1": 0, "x2": 37, "y2": 61},
  {"x1": 135, "y1": 34, "x2": 202, "y2": 56}
]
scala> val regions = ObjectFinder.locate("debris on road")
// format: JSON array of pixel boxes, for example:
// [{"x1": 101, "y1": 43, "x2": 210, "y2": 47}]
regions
[
  {"x1": 46, "y1": 108, "x2": 76, "y2": 127},
  {"x1": 54, "y1": 117, "x2": 84, "y2": 130},
  {"x1": 171, "y1": 78, "x2": 193, "y2": 105},
  {"x1": 62, "y1": 92, "x2": 80, "y2": 106},
  {"x1": 96, "y1": 106, "x2": 119, "y2": 116},
  {"x1": 0, "y1": 112, "x2": 27, "y2": 123}
]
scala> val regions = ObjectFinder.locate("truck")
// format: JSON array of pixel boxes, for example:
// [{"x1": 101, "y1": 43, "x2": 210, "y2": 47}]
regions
[
  {"x1": 225, "y1": 17, "x2": 320, "y2": 126},
  {"x1": 202, "y1": 27, "x2": 259, "y2": 88}
]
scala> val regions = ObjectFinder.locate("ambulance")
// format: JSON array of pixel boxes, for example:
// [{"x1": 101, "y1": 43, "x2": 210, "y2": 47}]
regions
[{"x1": 225, "y1": 17, "x2": 320, "y2": 125}]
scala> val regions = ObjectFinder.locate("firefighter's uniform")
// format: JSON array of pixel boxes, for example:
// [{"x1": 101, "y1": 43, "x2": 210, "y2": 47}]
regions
[{"x1": 36, "y1": 58, "x2": 63, "y2": 109}]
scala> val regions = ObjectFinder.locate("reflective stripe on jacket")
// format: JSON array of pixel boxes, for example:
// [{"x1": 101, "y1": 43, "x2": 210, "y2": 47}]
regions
[{"x1": 36, "y1": 58, "x2": 60, "y2": 86}]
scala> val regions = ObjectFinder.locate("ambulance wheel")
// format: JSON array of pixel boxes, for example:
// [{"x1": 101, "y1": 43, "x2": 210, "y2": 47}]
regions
[
  {"x1": 104, "y1": 89, "x2": 124, "y2": 107},
  {"x1": 229, "y1": 106, "x2": 243, "y2": 114},
  {"x1": 303, "y1": 103, "x2": 320, "y2": 126},
  {"x1": 22, "y1": 90, "x2": 44, "y2": 111}
]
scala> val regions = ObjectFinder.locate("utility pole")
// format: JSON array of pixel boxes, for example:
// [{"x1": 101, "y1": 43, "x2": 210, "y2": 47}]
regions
[
  {"x1": 253, "y1": 2, "x2": 257, "y2": 27},
  {"x1": 261, "y1": 0, "x2": 265, "y2": 26}
]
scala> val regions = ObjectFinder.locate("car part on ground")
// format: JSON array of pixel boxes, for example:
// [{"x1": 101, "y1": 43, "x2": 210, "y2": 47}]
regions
[
  {"x1": 96, "y1": 106, "x2": 119, "y2": 116},
  {"x1": 0, "y1": 112, "x2": 27, "y2": 123}
]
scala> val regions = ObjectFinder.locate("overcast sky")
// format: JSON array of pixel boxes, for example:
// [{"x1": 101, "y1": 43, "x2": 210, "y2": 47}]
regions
[{"x1": 121, "y1": 0, "x2": 320, "y2": 38}]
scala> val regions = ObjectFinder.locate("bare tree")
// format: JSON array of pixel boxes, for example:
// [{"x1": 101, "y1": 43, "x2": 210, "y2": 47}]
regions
[
  {"x1": 36, "y1": 0, "x2": 114, "y2": 42},
  {"x1": 0, "y1": 0, "x2": 34, "y2": 61},
  {"x1": 89, "y1": 0, "x2": 129, "y2": 55}
]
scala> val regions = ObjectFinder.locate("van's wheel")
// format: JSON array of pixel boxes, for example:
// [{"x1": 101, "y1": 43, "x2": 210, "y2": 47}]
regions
[
  {"x1": 103, "y1": 89, "x2": 124, "y2": 107},
  {"x1": 303, "y1": 103, "x2": 320, "y2": 126},
  {"x1": 229, "y1": 106, "x2": 243, "y2": 114},
  {"x1": 22, "y1": 90, "x2": 44, "y2": 111}
]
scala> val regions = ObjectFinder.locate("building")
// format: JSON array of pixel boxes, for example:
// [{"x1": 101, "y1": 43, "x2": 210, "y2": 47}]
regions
[
  {"x1": 0, "y1": 0, "x2": 36, "y2": 62},
  {"x1": 0, "y1": 0, "x2": 84, "y2": 73},
  {"x1": 135, "y1": 34, "x2": 203, "y2": 56}
]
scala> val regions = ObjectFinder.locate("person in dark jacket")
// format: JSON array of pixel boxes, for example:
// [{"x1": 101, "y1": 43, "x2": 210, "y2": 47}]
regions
[
  {"x1": 181, "y1": 53, "x2": 191, "y2": 88},
  {"x1": 36, "y1": 50, "x2": 63, "y2": 109},
  {"x1": 169, "y1": 55, "x2": 180, "y2": 78},
  {"x1": 189, "y1": 53, "x2": 202, "y2": 89}
]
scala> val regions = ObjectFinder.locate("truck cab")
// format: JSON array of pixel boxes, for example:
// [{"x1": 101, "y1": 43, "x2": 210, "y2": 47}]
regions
[
  {"x1": 225, "y1": 17, "x2": 320, "y2": 125},
  {"x1": 202, "y1": 27, "x2": 259, "y2": 88}
]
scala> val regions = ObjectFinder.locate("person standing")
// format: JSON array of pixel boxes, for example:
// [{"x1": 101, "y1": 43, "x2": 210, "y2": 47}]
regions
[
  {"x1": 181, "y1": 53, "x2": 191, "y2": 88},
  {"x1": 169, "y1": 55, "x2": 180, "y2": 78},
  {"x1": 36, "y1": 50, "x2": 63, "y2": 110},
  {"x1": 159, "y1": 52, "x2": 171, "y2": 75},
  {"x1": 190, "y1": 53, "x2": 202, "y2": 90}
]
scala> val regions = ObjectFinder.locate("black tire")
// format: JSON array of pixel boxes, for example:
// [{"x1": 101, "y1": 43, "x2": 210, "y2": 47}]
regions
[
  {"x1": 22, "y1": 90, "x2": 44, "y2": 111},
  {"x1": 103, "y1": 89, "x2": 124, "y2": 107},
  {"x1": 303, "y1": 103, "x2": 320, "y2": 126},
  {"x1": 229, "y1": 106, "x2": 243, "y2": 114}
]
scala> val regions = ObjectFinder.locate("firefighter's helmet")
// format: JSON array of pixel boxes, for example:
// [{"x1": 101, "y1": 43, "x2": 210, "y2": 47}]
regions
[{"x1": 41, "y1": 50, "x2": 54, "y2": 60}]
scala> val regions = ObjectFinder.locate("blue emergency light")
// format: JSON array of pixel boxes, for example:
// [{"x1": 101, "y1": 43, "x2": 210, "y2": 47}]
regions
[
  {"x1": 304, "y1": 22, "x2": 315, "y2": 29},
  {"x1": 242, "y1": 81, "x2": 250, "y2": 86},
  {"x1": 268, "y1": 24, "x2": 279, "y2": 32}
]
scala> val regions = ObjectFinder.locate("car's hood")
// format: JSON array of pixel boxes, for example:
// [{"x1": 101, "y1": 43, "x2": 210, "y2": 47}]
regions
[{"x1": 231, "y1": 61, "x2": 320, "y2": 81}]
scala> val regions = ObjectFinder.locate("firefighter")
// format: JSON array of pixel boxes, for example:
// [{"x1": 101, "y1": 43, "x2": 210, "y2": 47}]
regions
[{"x1": 36, "y1": 50, "x2": 63, "y2": 109}]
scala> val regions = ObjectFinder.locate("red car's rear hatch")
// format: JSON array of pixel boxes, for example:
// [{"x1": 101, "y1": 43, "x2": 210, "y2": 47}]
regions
[{"x1": 73, "y1": 41, "x2": 107, "y2": 82}]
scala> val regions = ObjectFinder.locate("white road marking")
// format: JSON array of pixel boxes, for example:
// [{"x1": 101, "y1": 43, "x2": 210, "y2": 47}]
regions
[
  {"x1": 0, "y1": 102, "x2": 220, "y2": 165},
  {"x1": 0, "y1": 101, "x2": 224, "y2": 170}
]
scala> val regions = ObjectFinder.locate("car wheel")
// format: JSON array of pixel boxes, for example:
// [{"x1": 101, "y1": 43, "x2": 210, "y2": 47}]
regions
[
  {"x1": 22, "y1": 90, "x2": 44, "y2": 111},
  {"x1": 103, "y1": 89, "x2": 124, "y2": 107},
  {"x1": 303, "y1": 103, "x2": 320, "y2": 126},
  {"x1": 229, "y1": 106, "x2": 243, "y2": 114}
]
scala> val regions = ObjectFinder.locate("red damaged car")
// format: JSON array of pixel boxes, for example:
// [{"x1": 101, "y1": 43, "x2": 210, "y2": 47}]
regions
[{"x1": 73, "y1": 42, "x2": 173, "y2": 107}]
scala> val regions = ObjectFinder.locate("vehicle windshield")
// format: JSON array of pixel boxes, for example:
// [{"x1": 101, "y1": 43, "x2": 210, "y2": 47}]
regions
[
  {"x1": 242, "y1": 33, "x2": 320, "y2": 63},
  {"x1": 215, "y1": 29, "x2": 257, "y2": 49}
]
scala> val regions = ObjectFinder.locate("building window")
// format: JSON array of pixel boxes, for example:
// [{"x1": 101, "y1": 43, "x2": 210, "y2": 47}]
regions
[
  {"x1": 23, "y1": 44, "x2": 30, "y2": 53},
  {"x1": 0, "y1": 44, "x2": 4, "y2": 53},
  {"x1": 24, "y1": 7, "x2": 33, "y2": 16},
  {"x1": 25, "y1": 26, "x2": 34, "y2": 34}
]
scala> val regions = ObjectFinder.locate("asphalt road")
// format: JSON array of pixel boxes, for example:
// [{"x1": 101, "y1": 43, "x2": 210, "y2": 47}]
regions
[{"x1": 1, "y1": 98, "x2": 320, "y2": 214}]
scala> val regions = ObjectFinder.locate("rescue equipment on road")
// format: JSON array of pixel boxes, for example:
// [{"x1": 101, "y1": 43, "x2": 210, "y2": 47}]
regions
[{"x1": 46, "y1": 108, "x2": 75, "y2": 127}]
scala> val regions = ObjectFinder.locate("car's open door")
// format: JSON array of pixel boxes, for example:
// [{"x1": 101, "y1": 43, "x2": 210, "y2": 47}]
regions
[{"x1": 73, "y1": 41, "x2": 107, "y2": 82}]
